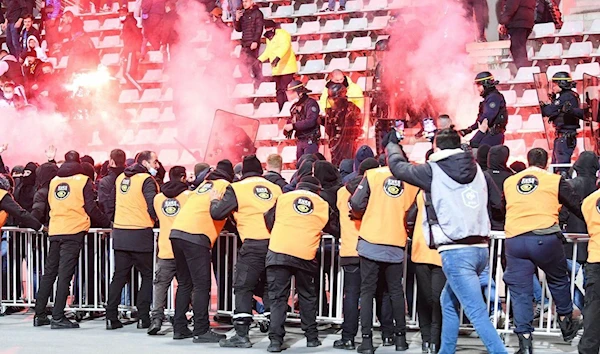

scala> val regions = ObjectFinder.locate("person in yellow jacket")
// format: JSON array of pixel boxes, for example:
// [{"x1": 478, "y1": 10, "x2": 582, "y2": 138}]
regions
[
  {"x1": 503, "y1": 148, "x2": 583, "y2": 352},
  {"x1": 147, "y1": 166, "x2": 190, "y2": 335},
  {"x1": 210, "y1": 155, "x2": 282, "y2": 348},
  {"x1": 319, "y1": 70, "x2": 364, "y2": 113},
  {"x1": 106, "y1": 150, "x2": 159, "y2": 330},
  {"x1": 579, "y1": 188, "x2": 600, "y2": 353},
  {"x1": 168, "y1": 160, "x2": 235, "y2": 342},
  {"x1": 349, "y1": 162, "x2": 419, "y2": 353},
  {"x1": 263, "y1": 176, "x2": 333, "y2": 352},
  {"x1": 33, "y1": 151, "x2": 111, "y2": 329},
  {"x1": 258, "y1": 20, "x2": 297, "y2": 110}
]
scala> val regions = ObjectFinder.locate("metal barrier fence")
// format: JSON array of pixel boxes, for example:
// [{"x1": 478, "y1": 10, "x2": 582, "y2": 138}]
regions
[{"x1": 0, "y1": 227, "x2": 589, "y2": 337}]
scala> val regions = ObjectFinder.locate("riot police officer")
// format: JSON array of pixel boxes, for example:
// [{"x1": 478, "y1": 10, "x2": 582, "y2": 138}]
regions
[
  {"x1": 460, "y1": 72, "x2": 507, "y2": 148},
  {"x1": 541, "y1": 72, "x2": 584, "y2": 170},
  {"x1": 283, "y1": 80, "x2": 321, "y2": 160},
  {"x1": 371, "y1": 39, "x2": 396, "y2": 155},
  {"x1": 325, "y1": 83, "x2": 363, "y2": 166}
]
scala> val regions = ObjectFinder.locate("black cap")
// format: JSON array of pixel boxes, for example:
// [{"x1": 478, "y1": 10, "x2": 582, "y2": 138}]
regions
[
  {"x1": 216, "y1": 159, "x2": 234, "y2": 181},
  {"x1": 287, "y1": 80, "x2": 311, "y2": 94},
  {"x1": 358, "y1": 157, "x2": 379, "y2": 175},
  {"x1": 242, "y1": 155, "x2": 263, "y2": 176},
  {"x1": 264, "y1": 20, "x2": 277, "y2": 29}
]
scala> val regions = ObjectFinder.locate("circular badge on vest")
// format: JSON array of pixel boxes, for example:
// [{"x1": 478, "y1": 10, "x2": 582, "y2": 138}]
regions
[
  {"x1": 54, "y1": 183, "x2": 70, "y2": 200},
  {"x1": 120, "y1": 177, "x2": 131, "y2": 194},
  {"x1": 293, "y1": 197, "x2": 314, "y2": 215},
  {"x1": 516, "y1": 175, "x2": 539, "y2": 195},
  {"x1": 162, "y1": 198, "x2": 181, "y2": 217},
  {"x1": 596, "y1": 198, "x2": 600, "y2": 214},
  {"x1": 254, "y1": 185, "x2": 273, "y2": 201},
  {"x1": 383, "y1": 177, "x2": 404, "y2": 198},
  {"x1": 196, "y1": 181, "x2": 213, "y2": 194}
]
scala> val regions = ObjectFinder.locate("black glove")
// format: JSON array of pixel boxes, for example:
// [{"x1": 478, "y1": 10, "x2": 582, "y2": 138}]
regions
[
  {"x1": 539, "y1": 101, "x2": 548, "y2": 108},
  {"x1": 458, "y1": 128, "x2": 472, "y2": 137},
  {"x1": 382, "y1": 129, "x2": 400, "y2": 148},
  {"x1": 561, "y1": 101, "x2": 572, "y2": 113},
  {"x1": 271, "y1": 57, "x2": 280, "y2": 67}
]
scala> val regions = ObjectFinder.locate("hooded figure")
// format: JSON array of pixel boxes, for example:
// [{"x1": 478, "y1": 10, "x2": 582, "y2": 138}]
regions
[
  {"x1": 313, "y1": 160, "x2": 342, "y2": 237},
  {"x1": 485, "y1": 145, "x2": 513, "y2": 190},
  {"x1": 284, "y1": 157, "x2": 315, "y2": 193},
  {"x1": 24, "y1": 36, "x2": 49, "y2": 62},
  {"x1": 339, "y1": 159, "x2": 354, "y2": 180},
  {"x1": 31, "y1": 162, "x2": 58, "y2": 224},
  {"x1": 342, "y1": 145, "x2": 375, "y2": 184},
  {"x1": 14, "y1": 162, "x2": 38, "y2": 213},
  {"x1": 476, "y1": 144, "x2": 491, "y2": 171},
  {"x1": 560, "y1": 151, "x2": 600, "y2": 262}
]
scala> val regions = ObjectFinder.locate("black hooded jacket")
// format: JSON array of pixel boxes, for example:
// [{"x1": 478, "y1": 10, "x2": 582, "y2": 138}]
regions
[
  {"x1": 98, "y1": 166, "x2": 125, "y2": 221},
  {"x1": 0, "y1": 191, "x2": 42, "y2": 231},
  {"x1": 339, "y1": 159, "x2": 354, "y2": 181},
  {"x1": 160, "y1": 180, "x2": 188, "y2": 199},
  {"x1": 284, "y1": 158, "x2": 315, "y2": 193},
  {"x1": 484, "y1": 145, "x2": 513, "y2": 230},
  {"x1": 31, "y1": 162, "x2": 58, "y2": 224},
  {"x1": 313, "y1": 160, "x2": 341, "y2": 237},
  {"x1": 264, "y1": 170, "x2": 287, "y2": 190},
  {"x1": 14, "y1": 162, "x2": 37, "y2": 213},
  {"x1": 560, "y1": 151, "x2": 599, "y2": 262}
]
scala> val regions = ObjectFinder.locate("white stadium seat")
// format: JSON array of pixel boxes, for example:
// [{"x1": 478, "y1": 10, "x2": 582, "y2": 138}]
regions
[
  {"x1": 280, "y1": 23, "x2": 297, "y2": 35},
  {"x1": 256, "y1": 147, "x2": 278, "y2": 162},
  {"x1": 118, "y1": 89, "x2": 139, "y2": 103},
  {"x1": 546, "y1": 65, "x2": 571, "y2": 80},
  {"x1": 235, "y1": 103, "x2": 255, "y2": 116},
  {"x1": 274, "y1": 5, "x2": 293, "y2": 17},
  {"x1": 573, "y1": 62, "x2": 600, "y2": 80},
  {"x1": 507, "y1": 66, "x2": 541, "y2": 84},
  {"x1": 324, "y1": 19, "x2": 344, "y2": 33},
  {"x1": 282, "y1": 146, "x2": 297, "y2": 163},
  {"x1": 326, "y1": 58, "x2": 350, "y2": 72},
  {"x1": 138, "y1": 88, "x2": 162, "y2": 103},
  {"x1": 350, "y1": 37, "x2": 373, "y2": 50},
  {"x1": 490, "y1": 68, "x2": 511, "y2": 84},
  {"x1": 255, "y1": 82, "x2": 276, "y2": 97},
  {"x1": 306, "y1": 79, "x2": 327, "y2": 94},
  {"x1": 254, "y1": 102, "x2": 280, "y2": 118},
  {"x1": 514, "y1": 89, "x2": 539, "y2": 107},
  {"x1": 324, "y1": 38, "x2": 347, "y2": 52},
  {"x1": 346, "y1": 18, "x2": 368, "y2": 31},
  {"x1": 299, "y1": 59, "x2": 326, "y2": 74},
  {"x1": 297, "y1": 21, "x2": 320, "y2": 35},
  {"x1": 519, "y1": 114, "x2": 545, "y2": 133},
  {"x1": 530, "y1": 22, "x2": 556, "y2": 38},
  {"x1": 562, "y1": 42, "x2": 593, "y2": 59},
  {"x1": 505, "y1": 115, "x2": 522, "y2": 133},
  {"x1": 233, "y1": 83, "x2": 255, "y2": 98},
  {"x1": 556, "y1": 20, "x2": 584, "y2": 36},
  {"x1": 499, "y1": 90, "x2": 517, "y2": 106},
  {"x1": 532, "y1": 43, "x2": 562, "y2": 60},
  {"x1": 296, "y1": 4, "x2": 317, "y2": 16}
]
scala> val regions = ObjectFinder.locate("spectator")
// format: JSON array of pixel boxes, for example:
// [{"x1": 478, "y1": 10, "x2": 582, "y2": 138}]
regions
[
  {"x1": 98, "y1": 149, "x2": 126, "y2": 221},
  {"x1": 31, "y1": 161, "x2": 58, "y2": 224},
  {"x1": 319, "y1": 70, "x2": 364, "y2": 112},
  {"x1": 510, "y1": 160, "x2": 526, "y2": 172},
  {"x1": 14, "y1": 161, "x2": 37, "y2": 213},
  {"x1": 19, "y1": 14, "x2": 40, "y2": 53},
  {"x1": 498, "y1": 0, "x2": 536, "y2": 69},
  {"x1": 0, "y1": 50, "x2": 26, "y2": 87},
  {"x1": 29, "y1": 62, "x2": 54, "y2": 103},
  {"x1": 191, "y1": 162, "x2": 211, "y2": 189},
  {"x1": 21, "y1": 36, "x2": 49, "y2": 62},
  {"x1": 321, "y1": 0, "x2": 346, "y2": 12},
  {"x1": 476, "y1": 144, "x2": 491, "y2": 170},
  {"x1": 342, "y1": 145, "x2": 375, "y2": 184},
  {"x1": 160, "y1": 0, "x2": 179, "y2": 56},
  {"x1": 264, "y1": 154, "x2": 287, "y2": 190},
  {"x1": 141, "y1": 0, "x2": 166, "y2": 56},
  {"x1": 59, "y1": 14, "x2": 99, "y2": 76},
  {"x1": 339, "y1": 159, "x2": 353, "y2": 180},
  {"x1": 22, "y1": 52, "x2": 44, "y2": 90},
  {"x1": 313, "y1": 160, "x2": 341, "y2": 237},
  {"x1": 461, "y1": 0, "x2": 489, "y2": 42},
  {"x1": 258, "y1": 20, "x2": 297, "y2": 110},
  {"x1": 119, "y1": 7, "x2": 142, "y2": 82},
  {"x1": 1, "y1": 0, "x2": 29, "y2": 57},
  {"x1": 210, "y1": 7, "x2": 226, "y2": 27},
  {"x1": 234, "y1": 0, "x2": 264, "y2": 84},
  {"x1": 42, "y1": 0, "x2": 62, "y2": 48}
]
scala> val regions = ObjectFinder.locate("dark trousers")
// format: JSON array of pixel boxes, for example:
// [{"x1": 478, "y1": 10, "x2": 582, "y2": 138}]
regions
[
  {"x1": 503, "y1": 233, "x2": 573, "y2": 334},
  {"x1": 141, "y1": 15, "x2": 162, "y2": 54},
  {"x1": 233, "y1": 241, "x2": 270, "y2": 323},
  {"x1": 415, "y1": 263, "x2": 446, "y2": 347},
  {"x1": 241, "y1": 46, "x2": 262, "y2": 83},
  {"x1": 579, "y1": 262, "x2": 600, "y2": 354},
  {"x1": 463, "y1": 0, "x2": 488, "y2": 40},
  {"x1": 151, "y1": 258, "x2": 177, "y2": 321},
  {"x1": 267, "y1": 264, "x2": 318, "y2": 344},
  {"x1": 508, "y1": 27, "x2": 532, "y2": 69},
  {"x1": 296, "y1": 140, "x2": 319, "y2": 160},
  {"x1": 342, "y1": 264, "x2": 394, "y2": 341},
  {"x1": 359, "y1": 256, "x2": 406, "y2": 336},
  {"x1": 274, "y1": 74, "x2": 294, "y2": 111},
  {"x1": 106, "y1": 250, "x2": 153, "y2": 321},
  {"x1": 171, "y1": 239, "x2": 212, "y2": 335},
  {"x1": 34, "y1": 234, "x2": 84, "y2": 320},
  {"x1": 470, "y1": 131, "x2": 505, "y2": 148},
  {"x1": 552, "y1": 134, "x2": 576, "y2": 165}
]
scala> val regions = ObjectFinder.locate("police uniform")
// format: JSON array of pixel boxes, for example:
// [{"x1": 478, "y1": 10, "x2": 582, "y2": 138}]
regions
[
  {"x1": 33, "y1": 162, "x2": 110, "y2": 328},
  {"x1": 579, "y1": 189, "x2": 600, "y2": 353},
  {"x1": 169, "y1": 169, "x2": 232, "y2": 340},
  {"x1": 286, "y1": 81, "x2": 321, "y2": 160},
  {"x1": 503, "y1": 166, "x2": 583, "y2": 347},
  {"x1": 349, "y1": 166, "x2": 419, "y2": 352},
  {"x1": 147, "y1": 180, "x2": 190, "y2": 334},
  {"x1": 211, "y1": 156, "x2": 282, "y2": 348},
  {"x1": 106, "y1": 163, "x2": 159, "y2": 329},
  {"x1": 263, "y1": 179, "x2": 329, "y2": 351}
]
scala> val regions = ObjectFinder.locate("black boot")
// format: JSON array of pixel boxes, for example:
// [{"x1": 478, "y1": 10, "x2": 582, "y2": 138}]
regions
[
  {"x1": 33, "y1": 315, "x2": 51, "y2": 327},
  {"x1": 137, "y1": 318, "x2": 151, "y2": 329},
  {"x1": 395, "y1": 333, "x2": 409, "y2": 351},
  {"x1": 193, "y1": 330, "x2": 227, "y2": 343},
  {"x1": 51, "y1": 317, "x2": 80, "y2": 329},
  {"x1": 558, "y1": 315, "x2": 583, "y2": 342},
  {"x1": 307, "y1": 338, "x2": 322, "y2": 347},
  {"x1": 516, "y1": 333, "x2": 533, "y2": 354},
  {"x1": 106, "y1": 319, "x2": 124, "y2": 330},
  {"x1": 382, "y1": 335, "x2": 394, "y2": 346},
  {"x1": 147, "y1": 318, "x2": 162, "y2": 335},
  {"x1": 421, "y1": 342, "x2": 430, "y2": 353},
  {"x1": 430, "y1": 343, "x2": 439, "y2": 354},
  {"x1": 333, "y1": 339, "x2": 355, "y2": 350},
  {"x1": 173, "y1": 327, "x2": 193, "y2": 339},
  {"x1": 357, "y1": 334, "x2": 374, "y2": 354},
  {"x1": 219, "y1": 322, "x2": 252, "y2": 348},
  {"x1": 267, "y1": 340, "x2": 283, "y2": 352}
]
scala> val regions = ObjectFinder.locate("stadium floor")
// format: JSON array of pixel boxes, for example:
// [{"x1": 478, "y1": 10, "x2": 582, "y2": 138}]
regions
[{"x1": 0, "y1": 312, "x2": 581, "y2": 353}]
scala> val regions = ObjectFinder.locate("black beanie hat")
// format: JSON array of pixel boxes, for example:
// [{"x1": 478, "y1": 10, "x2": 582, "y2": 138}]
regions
[
  {"x1": 359, "y1": 157, "x2": 379, "y2": 175},
  {"x1": 242, "y1": 155, "x2": 263, "y2": 176},
  {"x1": 216, "y1": 159, "x2": 234, "y2": 181}
]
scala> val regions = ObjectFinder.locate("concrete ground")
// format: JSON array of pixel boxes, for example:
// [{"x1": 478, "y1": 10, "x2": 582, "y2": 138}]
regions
[{"x1": 0, "y1": 311, "x2": 581, "y2": 354}]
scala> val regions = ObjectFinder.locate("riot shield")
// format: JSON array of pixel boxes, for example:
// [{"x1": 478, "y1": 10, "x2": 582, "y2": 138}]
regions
[
  {"x1": 583, "y1": 74, "x2": 600, "y2": 155},
  {"x1": 533, "y1": 72, "x2": 553, "y2": 149},
  {"x1": 204, "y1": 109, "x2": 260, "y2": 165}
]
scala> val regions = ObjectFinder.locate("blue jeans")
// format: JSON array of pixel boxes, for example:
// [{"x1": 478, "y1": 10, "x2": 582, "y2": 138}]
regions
[
  {"x1": 328, "y1": 0, "x2": 346, "y2": 10},
  {"x1": 479, "y1": 264, "x2": 502, "y2": 313},
  {"x1": 533, "y1": 273, "x2": 549, "y2": 305},
  {"x1": 566, "y1": 259, "x2": 585, "y2": 311},
  {"x1": 439, "y1": 247, "x2": 507, "y2": 354},
  {"x1": 6, "y1": 23, "x2": 21, "y2": 57}
]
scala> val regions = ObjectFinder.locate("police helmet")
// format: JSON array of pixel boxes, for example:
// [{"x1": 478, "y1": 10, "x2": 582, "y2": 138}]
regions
[
  {"x1": 286, "y1": 80, "x2": 311, "y2": 94},
  {"x1": 328, "y1": 83, "x2": 347, "y2": 99},
  {"x1": 474, "y1": 71, "x2": 499, "y2": 88},
  {"x1": 552, "y1": 71, "x2": 576, "y2": 90},
  {"x1": 375, "y1": 38, "x2": 389, "y2": 52}
]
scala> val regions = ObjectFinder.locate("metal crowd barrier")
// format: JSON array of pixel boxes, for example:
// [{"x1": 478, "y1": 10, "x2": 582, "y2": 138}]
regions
[{"x1": 0, "y1": 227, "x2": 589, "y2": 338}]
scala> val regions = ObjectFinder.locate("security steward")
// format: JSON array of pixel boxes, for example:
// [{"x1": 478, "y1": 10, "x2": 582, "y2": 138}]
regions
[
  {"x1": 540, "y1": 72, "x2": 585, "y2": 171},
  {"x1": 334, "y1": 158, "x2": 380, "y2": 350},
  {"x1": 211, "y1": 155, "x2": 282, "y2": 348},
  {"x1": 503, "y1": 148, "x2": 584, "y2": 353},
  {"x1": 33, "y1": 151, "x2": 111, "y2": 329},
  {"x1": 579, "y1": 188, "x2": 600, "y2": 353},
  {"x1": 168, "y1": 160, "x2": 234, "y2": 342},
  {"x1": 459, "y1": 72, "x2": 507, "y2": 148},
  {"x1": 106, "y1": 151, "x2": 159, "y2": 330},
  {"x1": 349, "y1": 163, "x2": 419, "y2": 354},
  {"x1": 263, "y1": 176, "x2": 331, "y2": 352},
  {"x1": 283, "y1": 80, "x2": 321, "y2": 161},
  {"x1": 147, "y1": 166, "x2": 191, "y2": 335}
]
